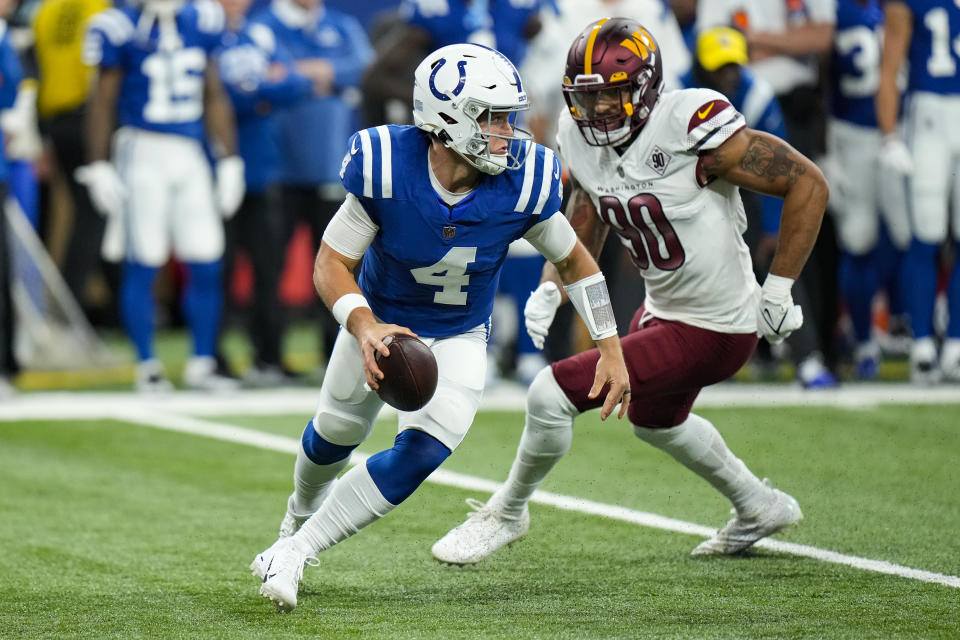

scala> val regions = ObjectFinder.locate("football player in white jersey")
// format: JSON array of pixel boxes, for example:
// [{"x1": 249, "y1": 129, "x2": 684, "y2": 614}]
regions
[{"x1": 433, "y1": 17, "x2": 829, "y2": 563}]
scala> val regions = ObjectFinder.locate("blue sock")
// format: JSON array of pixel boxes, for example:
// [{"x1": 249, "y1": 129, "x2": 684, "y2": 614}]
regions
[
  {"x1": 902, "y1": 239, "x2": 940, "y2": 339},
  {"x1": 182, "y1": 261, "x2": 222, "y2": 357},
  {"x1": 875, "y1": 227, "x2": 906, "y2": 315},
  {"x1": 948, "y1": 242, "x2": 960, "y2": 338},
  {"x1": 839, "y1": 251, "x2": 878, "y2": 344},
  {"x1": 120, "y1": 262, "x2": 158, "y2": 361},
  {"x1": 366, "y1": 429, "x2": 451, "y2": 505}
]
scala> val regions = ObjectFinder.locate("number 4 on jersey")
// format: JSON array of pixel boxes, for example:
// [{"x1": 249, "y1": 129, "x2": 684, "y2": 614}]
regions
[{"x1": 410, "y1": 246, "x2": 477, "y2": 305}]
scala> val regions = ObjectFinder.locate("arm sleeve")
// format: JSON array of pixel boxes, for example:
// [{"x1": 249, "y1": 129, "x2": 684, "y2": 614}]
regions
[
  {"x1": 523, "y1": 211, "x2": 578, "y2": 264},
  {"x1": 321, "y1": 193, "x2": 380, "y2": 260}
]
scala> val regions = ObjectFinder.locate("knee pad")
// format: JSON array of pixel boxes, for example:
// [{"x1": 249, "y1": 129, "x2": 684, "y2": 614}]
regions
[
  {"x1": 313, "y1": 406, "x2": 374, "y2": 448},
  {"x1": 526, "y1": 367, "x2": 577, "y2": 425},
  {"x1": 301, "y1": 419, "x2": 356, "y2": 465},
  {"x1": 523, "y1": 367, "x2": 576, "y2": 457},
  {"x1": 366, "y1": 429, "x2": 451, "y2": 505}
]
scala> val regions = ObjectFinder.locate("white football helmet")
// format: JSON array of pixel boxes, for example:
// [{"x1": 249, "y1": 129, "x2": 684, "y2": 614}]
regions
[{"x1": 413, "y1": 43, "x2": 532, "y2": 175}]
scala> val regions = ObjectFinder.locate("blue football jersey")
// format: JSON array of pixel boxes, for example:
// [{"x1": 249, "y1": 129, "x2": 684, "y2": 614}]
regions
[
  {"x1": 831, "y1": 0, "x2": 884, "y2": 126},
  {"x1": 904, "y1": 0, "x2": 960, "y2": 95},
  {"x1": 84, "y1": 0, "x2": 226, "y2": 140},
  {"x1": 340, "y1": 125, "x2": 564, "y2": 338}
]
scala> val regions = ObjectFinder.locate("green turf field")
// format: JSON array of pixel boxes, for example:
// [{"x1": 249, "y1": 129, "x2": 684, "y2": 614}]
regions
[{"x1": 2, "y1": 404, "x2": 958, "y2": 639}]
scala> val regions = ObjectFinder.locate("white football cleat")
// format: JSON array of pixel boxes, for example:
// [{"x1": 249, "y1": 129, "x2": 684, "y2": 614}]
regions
[
  {"x1": 939, "y1": 339, "x2": 960, "y2": 383},
  {"x1": 135, "y1": 359, "x2": 174, "y2": 393},
  {"x1": 431, "y1": 498, "x2": 530, "y2": 565},
  {"x1": 251, "y1": 495, "x2": 312, "y2": 580},
  {"x1": 909, "y1": 338, "x2": 941, "y2": 385},
  {"x1": 691, "y1": 480, "x2": 802, "y2": 556},
  {"x1": 257, "y1": 537, "x2": 317, "y2": 612},
  {"x1": 183, "y1": 356, "x2": 240, "y2": 392}
]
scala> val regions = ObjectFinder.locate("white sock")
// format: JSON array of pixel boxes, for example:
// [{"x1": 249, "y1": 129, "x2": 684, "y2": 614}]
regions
[
  {"x1": 491, "y1": 368, "x2": 576, "y2": 518},
  {"x1": 293, "y1": 462, "x2": 395, "y2": 554},
  {"x1": 292, "y1": 443, "x2": 351, "y2": 516},
  {"x1": 634, "y1": 413, "x2": 768, "y2": 516}
]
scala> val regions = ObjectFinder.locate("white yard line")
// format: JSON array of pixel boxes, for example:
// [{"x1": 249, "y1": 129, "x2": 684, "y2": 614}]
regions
[
  {"x1": 1, "y1": 382, "x2": 959, "y2": 422},
  {"x1": 106, "y1": 407, "x2": 960, "y2": 590}
]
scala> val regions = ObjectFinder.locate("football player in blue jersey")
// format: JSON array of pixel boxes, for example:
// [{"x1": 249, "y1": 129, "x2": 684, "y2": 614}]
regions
[
  {"x1": 215, "y1": 0, "x2": 314, "y2": 384},
  {"x1": 250, "y1": 43, "x2": 630, "y2": 612},
  {"x1": 877, "y1": 0, "x2": 960, "y2": 383},
  {"x1": 828, "y1": 0, "x2": 911, "y2": 379},
  {"x1": 79, "y1": 0, "x2": 245, "y2": 391}
]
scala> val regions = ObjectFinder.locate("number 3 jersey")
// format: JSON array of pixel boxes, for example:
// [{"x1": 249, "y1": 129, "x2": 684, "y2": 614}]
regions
[
  {"x1": 556, "y1": 88, "x2": 758, "y2": 334},
  {"x1": 83, "y1": 0, "x2": 226, "y2": 140},
  {"x1": 339, "y1": 125, "x2": 564, "y2": 338}
]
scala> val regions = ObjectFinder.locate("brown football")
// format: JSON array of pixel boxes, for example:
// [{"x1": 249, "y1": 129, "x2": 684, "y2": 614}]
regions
[{"x1": 374, "y1": 334, "x2": 438, "y2": 411}]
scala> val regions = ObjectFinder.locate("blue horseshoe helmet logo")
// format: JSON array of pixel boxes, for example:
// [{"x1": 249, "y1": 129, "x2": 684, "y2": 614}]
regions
[{"x1": 429, "y1": 58, "x2": 468, "y2": 101}]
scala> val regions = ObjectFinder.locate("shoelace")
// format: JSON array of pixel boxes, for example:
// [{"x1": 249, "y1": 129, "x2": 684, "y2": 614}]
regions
[{"x1": 463, "y1": 498, "x2": 522, "y2": 522}]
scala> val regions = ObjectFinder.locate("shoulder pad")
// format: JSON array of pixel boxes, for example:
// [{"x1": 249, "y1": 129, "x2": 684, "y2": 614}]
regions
[
  {"x1": 87, "y1": 8, "x2": 135, "y2": 46},
  {"x1": 512, "y1": 142, "x2": 563, "y2": 216},
  {"x1": 340, "y1": 125, "x2": 397, "y2": 200},
  {"x1": 676, "y1": 88, "x2": 745, "y2": 152}
]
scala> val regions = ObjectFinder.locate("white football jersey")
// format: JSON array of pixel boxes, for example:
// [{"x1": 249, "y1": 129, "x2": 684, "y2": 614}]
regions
[{"x1": 556, "y1": 88, "x2": 760, "y2": 334}]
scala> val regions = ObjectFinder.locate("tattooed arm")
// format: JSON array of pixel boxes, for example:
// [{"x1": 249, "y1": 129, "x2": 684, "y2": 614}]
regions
[{"x1": 700, "y1": 129, "x2": 828, "y2": 279}]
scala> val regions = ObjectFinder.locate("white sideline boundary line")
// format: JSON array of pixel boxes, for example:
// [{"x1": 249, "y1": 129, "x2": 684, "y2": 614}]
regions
[
  {"x1": 1, "y1": 382, "x2": 960, "y2": 422},
  {"x1": 108, "y1": 407, "x2": 960, "y2": 590}
]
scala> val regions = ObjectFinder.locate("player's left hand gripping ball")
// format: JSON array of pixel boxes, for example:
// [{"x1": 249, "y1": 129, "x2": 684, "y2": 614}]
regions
[
  {"x1": 216, "y1": 156, "x2": 246, "y2": 219},
  {"x1": 374, "y1": 334, "x2": 439, "y2": 411},
  {"x1": 756, "y1": 275, "x2": 803, "y2": 344}
]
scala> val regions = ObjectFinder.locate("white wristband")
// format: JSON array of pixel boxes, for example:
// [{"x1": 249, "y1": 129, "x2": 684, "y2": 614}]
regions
[
  {"x1": 563, "y1": 272, "x2": 618, "y2": 341},
  {"x1": 761, "y1": 274, "x2": 795, "y2": 303},
  {"x1": 332, "y1": 293, "x2": 371, "y2": 328}
]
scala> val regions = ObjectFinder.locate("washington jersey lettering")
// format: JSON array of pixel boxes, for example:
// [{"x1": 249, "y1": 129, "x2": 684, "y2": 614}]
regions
[
  {"x1": 556, "y1": 88, "x2": 758, "y2": 334},
  {"x1": 83, "y1": 0, "x2": 225, "y2": 140},
  {"x1": 831, "y1": 0, "x2": 884, "y2": 126},
  {"x1": 340, "y1": 125, "x2": 563, "y2": 338},
  {"x1": 905, "y1": 0, "x2": 960, "y2": 94}
]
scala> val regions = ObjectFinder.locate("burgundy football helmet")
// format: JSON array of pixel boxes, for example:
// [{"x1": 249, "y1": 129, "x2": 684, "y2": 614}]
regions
[{"x1": 562, "y1": 17, "x2": 664, "y2": 147}]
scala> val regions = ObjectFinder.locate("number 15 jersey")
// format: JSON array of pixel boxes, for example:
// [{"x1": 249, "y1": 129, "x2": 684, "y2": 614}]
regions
[
  {"x1": 84, "y1": 0, "x2": 225, "y2": 141},
  {"x1": 556, "y1": 88, "x2": 759, "y2": 334}
]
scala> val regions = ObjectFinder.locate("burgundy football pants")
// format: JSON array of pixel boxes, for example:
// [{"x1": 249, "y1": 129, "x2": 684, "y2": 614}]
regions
[{"x1": 551, "y1": 306, "x2": 758, "y2": 429}]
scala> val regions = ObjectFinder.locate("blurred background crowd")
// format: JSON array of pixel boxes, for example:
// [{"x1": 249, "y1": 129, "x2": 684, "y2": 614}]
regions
[{"x1": 0, "y1": 0, "x2": 955, "y2": 393}]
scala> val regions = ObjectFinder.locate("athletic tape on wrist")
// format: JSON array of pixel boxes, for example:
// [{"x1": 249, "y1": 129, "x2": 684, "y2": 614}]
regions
[
  {"x1": 563, "y1": 272, "x2": 617, "y2": 341},
  {"x1": 332, "y1": 293, "x2": 371, "y2": 328}
]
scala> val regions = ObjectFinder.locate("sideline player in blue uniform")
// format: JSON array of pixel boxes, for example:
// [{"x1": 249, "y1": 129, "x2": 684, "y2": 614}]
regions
[
  {"x1": 216, "y1": 0, "x2": 314, "y2": 383},
  {"x1": 250, "y1": 43, "x2": 630, "y2": 612},
  {"x1": 79, "y1": 0, "x2": 245, "y2": 391},
  {"x1": 877, "y1": 0, "x2": 960, "y2": 383},
  {"x1": 828, "y1": 0, "x2": 911, "y2": 378}
]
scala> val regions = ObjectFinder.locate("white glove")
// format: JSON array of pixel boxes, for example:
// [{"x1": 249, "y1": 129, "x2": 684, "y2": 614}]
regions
[
  {"x1": 757, "y1": 274, "x2": 804, "y2": 345},
  {"x1": 878, "y1": 133, "x2": 913, "y2": 175},
  {"x1": 75, "y1": 161, "x2": 126, "y2": 218},
  {"x1": 215, "y1": 155, "x2": 245, "y2": 219},
  {"x1": 523, "y1": 281, "x2": 562, "y2": 350}
]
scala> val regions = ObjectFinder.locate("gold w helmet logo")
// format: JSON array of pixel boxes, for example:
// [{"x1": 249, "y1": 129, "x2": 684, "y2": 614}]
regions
[{"x1": 620, "y1": 28, "x2": 657, "y2": 60}]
